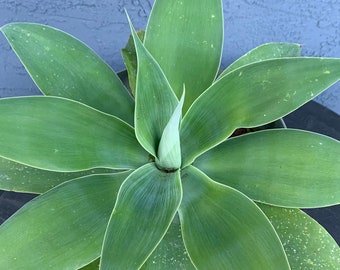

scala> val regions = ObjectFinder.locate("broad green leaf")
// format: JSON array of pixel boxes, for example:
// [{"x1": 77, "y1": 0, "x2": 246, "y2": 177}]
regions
[
  {"x1": 259, "y1": 204, "x2": 340, "y2": 269},
  {"x1": 195, "y1": 129, "x2": 340, "y2": 208},
  {"x1": 0, "y1": 172, "x2": 130, "y2": 270},
  {"x1": 1, "y1": 23, "x2": 134, "y2": 125},
  {"x1": 100, "y1": 163, "x2": 182, "y2": 269},
  {"x1": 181, "y1": 57, "x2": 340, "y2": 166},
  {"x1": 156, "y1": 90, "x2": 185, "y2": 171},
  {"x1": 0, "y1": 97, "x2": 148, "y2": 172},
  {"x1": 0, "y1": 156, "x2": 118, "y2": 194},
  {"x1": 121, "y1": 30, "x2": 145, "y2": 96},
  {"x1": 128, "y1": 17, "x2": 178, "y2": 156},
  {"x1": 220, "y1": 42, "x2": 301, "y2": 77},
  {"x1": 144, "y1": 0, "x2": 223, "y2": 112},
  {"x1": 178, "y1": 166, "x2": 290, "y2": 269},
  {"x1": 141, "y1": 214, "x2": 195, "y2": 270}
]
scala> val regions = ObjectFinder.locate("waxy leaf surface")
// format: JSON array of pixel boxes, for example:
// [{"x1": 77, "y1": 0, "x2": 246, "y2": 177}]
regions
[
  {"x1": 195, "y1": 129, "x2": 340, "y2": 208},
  {"x1": 259, "y1": 204, "x2": 340, "y2": 269},
  {"x1": 0, "y1": 97, "x2": 148, "y2": 172},
  {"x1": 181, "y1": 57, "x2": 340, "y2": 165},
  {"x1": 178, "y1": 166, "x2": 290, "y2": 269},
  {"x1": 0, "y1": 173, "x2": 130, "y2": 269},
  {"x1": 144, "y1": 0, "x2": 223, "y2": 112},
  {"x1": 128, "y1": 17, "x2": 178, "y2": 156},
  {"x1": 100, "y1": 163, "x2": 182, "y2": 269},
  {"x1": 1, "y1": 23, "x2": 134, "y2": 125}
]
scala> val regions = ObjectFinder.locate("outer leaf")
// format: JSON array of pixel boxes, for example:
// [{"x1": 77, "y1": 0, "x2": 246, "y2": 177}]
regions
[
  {"x1": 0, "y1": 172, "x2": 130, "y2": 270},
  {"x1": 141, "y1": 214, "x2": 195, "y2": 270},
  {"x1": 128, "y1": 16, "x2": 178, "y2": 156},
  {"x1": 259, "y1": 204, "x2": 340, "y2": 269},
  {"x1": 100, "y1": 163, "x2": 182, "y2": 269},
  {"x1": 178, "y1": 166, "x2": 290, "y2": 270},
  {"x1": 144, "y1": 0, "x2": 223, "y2": 112},
  {"x1": 0, "y1": 96, "x2": 148, "y2": 172},
  {"x1": 181, "y1": 57, "x2": 340, "y2": 166},
  {"x1": 156, "y1": 90, "x2": 184, "y2": 170},
  {"x1": 195, "y1": 129, "x2": 340, "y2": 208},
  {"x1": 0, "y1": 156, "x2": 118, "y2": 194},
  {"x1": 220, "y1": 42, "x2": 301, "y2": 77},
  {"x1": 1, "y1": 23, "x2": 134, "y2": 125}
]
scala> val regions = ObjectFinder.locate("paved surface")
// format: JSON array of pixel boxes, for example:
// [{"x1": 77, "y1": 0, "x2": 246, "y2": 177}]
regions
[{"x1": 0, "y1": 0, "x2": 340, "y2": 113}]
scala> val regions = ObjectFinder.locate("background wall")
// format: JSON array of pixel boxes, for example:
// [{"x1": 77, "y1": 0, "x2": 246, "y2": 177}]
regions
[{"x1": 0, "y1": 0, "x2": 340, "y2": 114}]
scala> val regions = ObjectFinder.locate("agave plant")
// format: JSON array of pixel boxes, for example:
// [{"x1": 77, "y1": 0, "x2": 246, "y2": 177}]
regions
[{"x1": 0, "y1": 0, "x2": 339, "y2": 269}]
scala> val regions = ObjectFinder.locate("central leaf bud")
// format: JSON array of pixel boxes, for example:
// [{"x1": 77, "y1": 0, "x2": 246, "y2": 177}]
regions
[{"x1": 155, "y1": 90, "x2": 185, "y2": 172}]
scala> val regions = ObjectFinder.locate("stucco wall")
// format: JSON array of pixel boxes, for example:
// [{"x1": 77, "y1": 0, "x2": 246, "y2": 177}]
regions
[{"x1": 1, "y1": 0, "x2": 340, "y2": 114}]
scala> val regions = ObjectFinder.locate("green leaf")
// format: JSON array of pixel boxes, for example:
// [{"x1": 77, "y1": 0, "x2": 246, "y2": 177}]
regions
[
  {"x1": 181, "y1": 57, "x2": 340, "y2": 166},
  {"x1": 0, "y1": 172, "x2": 130, "y2": 270},
  {"x1": 121, "y1": 30, "x2": 145, "y2": 96},
  {"x1": 1, "y1": 23, "x2": 134, "y2": 125},
  {"x1": 259, "y1": 204, "x2": 340, "y2": 269},
  {"x1": 220, "y1": 42, "x2": 301, "y2": 77},
  {"x1": 100, "y1": 163, "x2": 182, "y2": 269},
  {"x1": 156, "y1": 90, "x2": 185, "y2": 171},
  {"x1": 127, "y1": 16, "x2": 179, "y2": 156},
  {"x1": 144, "y1": 0, "x2": 223, "y2": 112},
  {"x1": 178, "y1": 166, "x2": 290, "y2": 269},
  {"x1": 141, "y1": 214, "x2": 195, "y2": 270},
  {"x1": 0, "y1": 97, "x2": 148, "y2": 172},
  {"x1": 0, "y1": 156, "x2": 118, "y2": 194},
  {"x1": 195, "y1": 129, "x2": 340, "y2": 208}
]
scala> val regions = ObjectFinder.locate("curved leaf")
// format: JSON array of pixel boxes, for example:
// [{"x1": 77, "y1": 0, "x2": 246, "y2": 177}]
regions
[
  {"x1": 220, "y1": 42, "x2": 301, "y2": 77},
  {"x1": 0, "y1": 97, "x2": 148, "y2": 172},
  {"x1": 1, "y1": 23, "x2": 134, "y2": 125},
  {"x1": 0, "y1": 156, "x2": 119, "y2": 194},
  {"x1": 144, "y1": 0, "x2": 223, "y2": 112},
  {"x1": 178, "y1": 166, "x2": 290, "y2": 269},
  {"x1": 100, "y1": 163, "x2": 182, "y2": 269},
  {"x1": 181, "y1": 57, "x2": 340, "y2": 166},
  {"x1": 259, "y1": 204, "x2": 340, "y2": 269},
  {"x1": 141, "y1": 214, "x2": 195, "y2": 270},
  {"x1": 128, "y1": 16, "x2": 178, "y2": 156},
  {"x1": 0, "y1": 172, "x2": 130, "y2": 270},
  {"x1": 195, "y1": 129, "x2": 340, "y2": 208}
]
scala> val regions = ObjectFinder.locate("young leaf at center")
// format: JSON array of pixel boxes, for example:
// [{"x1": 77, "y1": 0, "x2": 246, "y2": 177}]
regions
[{"x1": 156, "y1": 89, "x2": 185, "y2": 171}]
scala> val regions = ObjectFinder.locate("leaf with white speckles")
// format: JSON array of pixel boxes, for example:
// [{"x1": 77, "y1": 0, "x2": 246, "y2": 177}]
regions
[
  {"x1": 141, "y1": 214, "x2": 195, "y2": 270},
  {"x1": 219, "y1": 42, "x2": 301, "y2": 77},
  {"x1": 259, "y1": 203, "x2": 340, "y2": 269}
]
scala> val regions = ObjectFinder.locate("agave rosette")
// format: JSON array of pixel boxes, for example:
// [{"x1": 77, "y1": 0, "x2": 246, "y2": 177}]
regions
[{"x1": 0, "y1": 0, "x2": 339, "y2": 269}]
